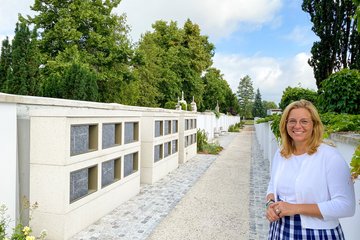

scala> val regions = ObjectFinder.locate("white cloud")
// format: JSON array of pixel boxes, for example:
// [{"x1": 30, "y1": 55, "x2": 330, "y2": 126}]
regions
[
  {"x1": 283, "y1": 25, "x2": 318, "y2": 46},
  {"x1": 118, "y1": 0, "x2": 282, "y2": 42},
  {"x1": 213, "y1": 52, "x2": 317, "y2": 105},
  {"x1": 0, "y1": 0, "x2": 34, "y2": 41}
]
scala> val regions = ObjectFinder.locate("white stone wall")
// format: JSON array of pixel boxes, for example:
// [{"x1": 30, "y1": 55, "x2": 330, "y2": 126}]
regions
[
  {"x1": 0, "y1": 93, "x2": 241, "y2": 239},
  {"x1": 197, "y1": 112, "x2": 240, "y2": 142},
  {"x1": 329, "y1": 133, "x2": 359, "y2": 240},
  {"x1": 0, "y1": 103, "x2": 17, "y2": 233}
]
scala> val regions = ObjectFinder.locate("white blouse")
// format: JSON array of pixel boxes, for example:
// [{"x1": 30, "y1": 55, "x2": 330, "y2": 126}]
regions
[
  {"x1": 267, "y1": 143, "x2": 355, "y2": 229},
  {"x1": 276, "y1": 154, "x2": 304, "y2": 203}
]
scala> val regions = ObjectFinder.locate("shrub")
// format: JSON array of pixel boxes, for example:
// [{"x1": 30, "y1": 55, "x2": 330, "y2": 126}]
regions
[
  {"x1": 279, "y1": 87, "x2": 318, "y2": 110},
  {"x1": 196, "y1": 129, "x2": 223, "y2": 154},
  {"x1": 320, "y1": 113, "x2": 360, "y2": 138},
  {"x1": 351, "y1": 145, "x2": 360, "y2": 180},
  {"x1": 0, "y1": 197, "x2": 47, "y2": 240},
  {"x1": 197, "y1": 129, "x2": 208, "y2": 152},
  {"x1": 228, "y1": 121, "x2": 245, "y2": 132},
  {"x1": 164, "y1": 101, "x2": 176, "y2": 109},
  {"x1": 318, "y1": 69, "x2": 360, "y2": 114}
]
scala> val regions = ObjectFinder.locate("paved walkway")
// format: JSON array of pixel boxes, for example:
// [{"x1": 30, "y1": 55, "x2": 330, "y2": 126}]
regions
[{"x1": 71, "y1": 126, "x2": 270, "y2": 240}]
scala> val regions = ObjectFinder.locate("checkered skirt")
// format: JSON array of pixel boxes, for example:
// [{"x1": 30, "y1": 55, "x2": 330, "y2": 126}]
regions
[{"x1": 268, "y1": 214, "x2": 345, "y2": 240}]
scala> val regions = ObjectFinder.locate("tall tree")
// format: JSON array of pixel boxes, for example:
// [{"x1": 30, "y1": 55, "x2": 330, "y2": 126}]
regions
[
  {"x1": 252, "y1": 88, "x2": 266, "y2": 117},
  {"x1": 29, "y1": 0, "x2": 135, "y2": 103},
  {"x1": 136, "y1": 19, "x2": 214, "y2": 108},
  {"x1": 236, "y1": 75, "x2": 254, "y2": 118},
  {"x1": 201, "y1": 68, "x2": 229, "y2": 112},
  {"x1": 302, "y1": 0, "x2": 360, "y2": 88},
  {"x1": 178, "y1": 19, "x2": 214, "y2": 106},
  {"x1": 0, "y1": 37, "x2": 12, "y2": 91},
  {"x1": 224, "y1": 89, "x2": 240, "y2": 115},
  {"x1": 5, "y1": 21, "x2": 41, "y2": 95},
  {"x1": 353, "y1": 0, "x2": 360, "y2": 30}
]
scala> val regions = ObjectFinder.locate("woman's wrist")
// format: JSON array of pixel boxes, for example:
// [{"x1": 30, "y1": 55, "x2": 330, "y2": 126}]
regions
[{"x1": 265, "y1": 198, "x2": 275, "y2": 209}]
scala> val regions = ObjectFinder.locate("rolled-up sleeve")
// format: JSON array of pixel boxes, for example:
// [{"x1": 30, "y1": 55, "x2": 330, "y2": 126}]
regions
[{"x1": 317, "y1": 152, "x2": 356, "y2": 220}]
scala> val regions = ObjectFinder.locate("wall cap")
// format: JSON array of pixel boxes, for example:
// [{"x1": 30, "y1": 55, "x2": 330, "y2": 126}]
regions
[{"x1": 330, "y1": 132, "x2": 360, "y2": 146}]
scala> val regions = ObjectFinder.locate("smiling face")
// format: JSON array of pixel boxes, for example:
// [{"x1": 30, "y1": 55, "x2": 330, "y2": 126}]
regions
[{"x1": 286, "y1": 108, "x2": 314, "y2": 148}]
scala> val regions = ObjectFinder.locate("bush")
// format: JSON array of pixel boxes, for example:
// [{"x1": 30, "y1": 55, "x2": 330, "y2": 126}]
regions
[
  {"x1": 164, "y1": 101, "x2": 176, "y2": 109},
  {"x1": 279, "y1": 87, "x2": 318, "y2": 110},
  {"x1": 196, "y1": 129, "x2": 223, "y2": 154},
  {"x1": 320, "y1": 113, "x2": 360, "y2": 137},
  {"x1": 228, "y1": 121, "x2": 244, "y2": 132},
  {"x1": 318, "y1": 69, "x2": 360, "y2": 114},
  {"x1": 351, "y1": 145, "x2": 360, "y2": 180}
]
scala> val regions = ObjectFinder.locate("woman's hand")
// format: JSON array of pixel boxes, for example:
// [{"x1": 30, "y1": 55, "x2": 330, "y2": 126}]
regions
[
  {"x1": 270, "y1": 201, "x2": 296, "y2": 218},
  {"x1": 266, "y1": 202, "x2": 281, "y2": 222}
]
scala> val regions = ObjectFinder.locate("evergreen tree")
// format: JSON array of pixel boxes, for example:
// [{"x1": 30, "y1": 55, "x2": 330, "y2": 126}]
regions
[
  {"x1": 224, "y1": 89, "x2": 240, "y2": 115},
  {"x1": 302, "y1": 0, "x2": 360, "y2": 87},
  {"x1": 42, "y1": 45, "x2": 98, "y2": 101},
  {"x1": 237, "y1": 75, "x2": 254, "y2": 118},
  {"x1": 252, "y1": 88, "x2": 266, "y2": 117},
  {"x1": 62, "y1": 63, "x2": 98, "y2": 101},
  {"x1": 5, "y1": 21, "x2": 40, "y2": 95},
  {"x1": 0, "y1": 37, "x2": 12, "y2": 91}
]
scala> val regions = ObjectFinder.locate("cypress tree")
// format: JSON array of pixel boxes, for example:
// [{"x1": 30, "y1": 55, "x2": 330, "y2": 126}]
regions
[
  {"x1": 6, "y1": 21, "x2": 41, "y2": 95},
  {"x1": 0, "y1": 37, "x2": 12, "y2": 91}
]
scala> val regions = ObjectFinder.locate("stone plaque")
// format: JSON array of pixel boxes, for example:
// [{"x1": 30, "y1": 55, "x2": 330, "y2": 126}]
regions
[
  {"x1": 124, "y1": 153, "x2": 134, "y2": 177},
  {"x1": 102, "y1": 160, "x2": 115, "y2": 187},
  {"x1": 71, "y1": 125, "x2": 89, "y2": 155},
  {"x1": 154, "y1": 144, "x2": 162, "y2": 162},
  {"x1": 155, "y1": 121, "x2": 162, "y2": 137},
  {"x1": 185, "y1": 136, "x2": 189, "y2": 147},
  {"x1": 70, "y1": 168, "x2": 88, "y2": 202},
  {"x1": 172, "y1": 139, "x2": 178, "y2": 153},
  {"x1": 102, "y1": 124, "x2": 115, "y2": 149},
  {"x1": 164, "y1": 120, "x2": 171, "y2": 135},
  {"x1": 124, "y1": 122, "x2": 134, "y2": 144},
  {"x1": 172, "y1": 120, "x2": 178, "y2": 133},
  {"x1": 164, "y1": 142, "x2": 171, "y2": 157}
]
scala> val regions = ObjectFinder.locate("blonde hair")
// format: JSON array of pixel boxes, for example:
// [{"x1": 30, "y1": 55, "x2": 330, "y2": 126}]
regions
[{"x1": 279, "y1": 100, "x2": 324, "y2": 158}]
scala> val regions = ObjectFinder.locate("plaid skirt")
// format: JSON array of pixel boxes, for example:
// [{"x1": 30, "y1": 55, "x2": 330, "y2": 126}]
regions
[{"x1": 268, "y1": 214, "x2": 345, "y2": 240}]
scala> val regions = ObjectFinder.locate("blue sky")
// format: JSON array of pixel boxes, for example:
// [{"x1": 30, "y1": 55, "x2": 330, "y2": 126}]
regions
[{"x1": 0, "y1": 0, "x2": 319, "y2": 105}]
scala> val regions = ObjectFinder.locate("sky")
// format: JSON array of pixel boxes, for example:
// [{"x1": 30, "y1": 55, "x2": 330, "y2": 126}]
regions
[{"x1": 0, "y1": 0, "x2": 319, "y2": 105}]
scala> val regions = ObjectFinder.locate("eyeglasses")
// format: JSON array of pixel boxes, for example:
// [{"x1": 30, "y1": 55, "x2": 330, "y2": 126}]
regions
[{"x1": 286, "y1": 118, "x2": 312, "y2": 127}]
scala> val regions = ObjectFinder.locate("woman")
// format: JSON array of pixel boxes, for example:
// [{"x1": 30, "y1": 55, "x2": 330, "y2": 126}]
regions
[{"x1": 266, "y1": 100, "x2": 355, "y2": 239}]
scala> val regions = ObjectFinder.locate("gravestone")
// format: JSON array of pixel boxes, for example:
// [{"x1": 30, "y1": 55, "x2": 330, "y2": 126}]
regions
[
  {"x1": 101, "y1": 160, "x2": 115, "y2": 187},
  {"x1": 102, "y1": 124, "x2": 115, "y2": 149},
  {"x1": 124, "y1": 153, "x2": 134, "y2": 177},
  {"x1": 154, "y1": 145, "x2": 161, "y2": 162},
  {"x1": 155, "y1": 121, "x2": 161, "y2": 137},
  {"x1": 70, "y1": 168, "x2": 88, "y2": 202},
  {"x1": 70, "y1": 125, "x2": 89, "y2": 155},
  {"x1": 124, "y1": 122, "x2": 134, "y2": 144}
]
